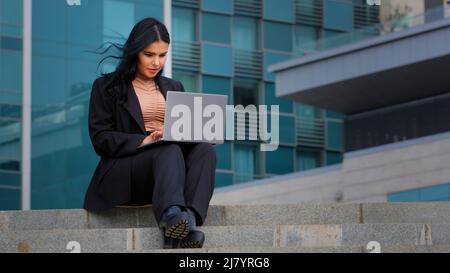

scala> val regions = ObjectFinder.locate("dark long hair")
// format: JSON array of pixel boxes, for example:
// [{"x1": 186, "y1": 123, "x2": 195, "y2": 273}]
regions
[{"x1": 98, "y1": 17, "x2": 170, "y2": 103}]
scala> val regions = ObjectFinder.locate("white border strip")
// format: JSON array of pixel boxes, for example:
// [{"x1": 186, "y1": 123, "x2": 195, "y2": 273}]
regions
[
  {"x1": 163, "y1": 0, "x2": 172, "y2": 78},
  {"x1": 21, "y1": 0, "x2": 32, "y2": 210}
]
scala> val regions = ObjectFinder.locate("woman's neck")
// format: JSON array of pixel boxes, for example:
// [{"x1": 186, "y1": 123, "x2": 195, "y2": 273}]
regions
[{"x1": 134, "y1": 73, "x2": 154, "y2": 85}]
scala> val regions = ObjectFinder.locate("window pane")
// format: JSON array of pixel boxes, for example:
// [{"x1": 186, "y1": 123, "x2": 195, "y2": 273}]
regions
[
  {"x1": 0, "y1": 50, "x2": 22, "y2": 91},
  {"x1": 296, "y1": 102, "x2": 321, "y2": 118},
  {"x1": 323, "y1": 29, "x2": 348, "y2": 50},
  {"x1": 214, "y1": 142, "x2": 232, "y2": 170},
  {"x1": 232, "y1": 16, "x2": 258, "y2": 50},
  {"x1": 202, "y1": 13, "x2": 230, "y2": 44},
  {"x1": 0, "y1": 187, "x2": 20, "y2": 210},
  {"x1": 0, "y1": 0, "x2": 22, "y2": 26},
  {"x1": 215, "y1": 171, "x2": 233, "y2": 187},
  {"x1": 234, "y1": 79, "x2": 258, "y2": 106},
  {"x1": 296, "y1": 150, "x2": 321, "y2": 171},
  {"x1": 326, "y1": 120, "x2": 344, "y2": 150},
  {"x1": 264, "y1": 83, "x2": 292, "y2": 113},
  {"x1": 326, "y1": 151, "x2": 343, "y2": 165},
  {"x1": 294, "y1": 25, "x2": 320, "y2": 55},
  {"x1": 172, "y1": 71, "x2": 197, "y2": 92},
  {"x1": 264, "y1": 21, "x2": 292, "y2": 52},
  {"x1": 103, "y1": 0, "x2": 135, "y2": 43},
  {"x1": 202, "y1": 75, "x2": 232, "y2": 103},
  {"x1": 173, "y1": 7, "x2": 196, "y2": 42},
  {"x1": 266, "y1": 146, "x2": 294, "y2": 174},
  {"x1": 324, "y1": 0, "x2": 354, "y2": 31},
  {"x1": 234, "y1": 144, "x2": 257, "y2": 183}
]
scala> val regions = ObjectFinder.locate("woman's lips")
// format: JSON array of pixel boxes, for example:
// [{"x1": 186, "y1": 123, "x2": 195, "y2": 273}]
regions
[{"x1": 147, "y1": 68, "x2": 159, "y2": 73}]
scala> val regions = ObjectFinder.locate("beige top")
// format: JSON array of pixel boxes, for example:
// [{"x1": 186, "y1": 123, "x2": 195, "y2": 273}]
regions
[{"x1": 132, "y1": 79, "x2": 166, "y2": 133}]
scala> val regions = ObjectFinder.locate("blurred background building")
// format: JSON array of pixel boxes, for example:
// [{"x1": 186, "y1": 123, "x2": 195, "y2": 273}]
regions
[{"x1": 1, "y1": 0, "x2": 449, "y2": 210}]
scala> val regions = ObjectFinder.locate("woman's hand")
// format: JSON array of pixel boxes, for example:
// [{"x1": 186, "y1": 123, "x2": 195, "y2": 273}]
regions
[
  {"x1": 139, "y1": 130, "x2": 163, "y2": 147},
  {"x1": 149, "y1": 130, "x2": 163, "y2": 141}
]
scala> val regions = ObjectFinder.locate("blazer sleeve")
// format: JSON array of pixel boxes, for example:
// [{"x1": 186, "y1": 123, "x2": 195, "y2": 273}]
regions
[
  {"x1": 88, "y1": 78, "x2": 146, "y2": 158},
  {"x1": 176, "y1": 80, "x2": 185, "y2": 92}
]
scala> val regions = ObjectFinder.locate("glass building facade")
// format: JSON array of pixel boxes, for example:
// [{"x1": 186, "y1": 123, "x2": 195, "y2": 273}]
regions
[{"x1": 0, "y1": 0, "x2": 385, "y2": 210}]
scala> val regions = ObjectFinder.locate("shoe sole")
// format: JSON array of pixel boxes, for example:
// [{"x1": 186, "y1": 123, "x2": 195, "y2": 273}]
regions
[
  {"x1": 164, "y1": 215, "x2": 189, "y2": 239},
  {"x1": 179, "y1": 240, "x2": 203, "y2": 248},
  {"x1": 179, "y1": 231, "x2": 205, "y2": 248}
]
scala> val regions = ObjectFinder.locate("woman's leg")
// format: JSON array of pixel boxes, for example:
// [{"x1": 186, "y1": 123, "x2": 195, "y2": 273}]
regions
[
  {"x1": 179, "y1": 143, "x2": 217, "y2": 225},
  {"x1": 131, "y1": 143, "x2": 187, "y2": 224}
]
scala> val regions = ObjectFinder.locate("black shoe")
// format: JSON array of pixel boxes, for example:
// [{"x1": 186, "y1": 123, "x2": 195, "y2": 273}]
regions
[
  {"x1": 159, "y1": 206, "x2": 189, "y2": 240},
  {"x1": 163, "y1": 235, "x2": 180, "y2": 249},
  {"x1": 178, "y1": 208, "x2": 205, "y2": 248}
]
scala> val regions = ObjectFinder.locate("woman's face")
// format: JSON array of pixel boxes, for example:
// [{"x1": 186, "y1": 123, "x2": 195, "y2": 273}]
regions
[{"x1": 136, "y1": 40, "x2": 169, "y2": 79}]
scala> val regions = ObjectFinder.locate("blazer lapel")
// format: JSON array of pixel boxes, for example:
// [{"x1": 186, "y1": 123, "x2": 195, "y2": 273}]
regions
[
  {"x1": 158, "y1": 77, "x2": 170, "y2": 99},
  {"x1": 124, "y1": 83, "x2": 146, "y2": 134}
]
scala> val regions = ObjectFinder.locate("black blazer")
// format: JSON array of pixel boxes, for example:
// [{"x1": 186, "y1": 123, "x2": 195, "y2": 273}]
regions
[{"x1": 84, "y1": 75, "x2": 185, "y2": 211}]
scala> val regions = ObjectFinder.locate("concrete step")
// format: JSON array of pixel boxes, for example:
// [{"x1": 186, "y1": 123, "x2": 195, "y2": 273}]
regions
[
  {"x1": 2, "y1": 203, "x2": 450, "y2": 231},
  {"x1": 1, "y1": 223, "x2": 449, "y2": 253},
  {"x1": 106, "y1": 245, "x2": 450, "y2": 253}
]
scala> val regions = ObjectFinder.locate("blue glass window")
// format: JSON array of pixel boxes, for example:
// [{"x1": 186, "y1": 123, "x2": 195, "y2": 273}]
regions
[
  {"x1": 202, "y1": 75, "x2": 232, "y2": 103},
  {"x1": 232, "y1": 16, "x2": 258, "y2": 50},
  {"x1": 202, "y1": 13, "x2": 231, "y2": 44},
  {"x1": 202, "y1": 43, "x2": 233, "y2": 76},
  {"x1": 263, "y1": 0, "x2": 295, "y2": 23},
  {"x1": 265, "y1": 83, "x2": 293, "y2": 114},
  {"x1": 103, "y1": 0, "x2": 135, "y2": 44},
  {"x1": 263, "y1": 51, "x2": 292, "y2": 81},
  {"x1": 233, "y1": 79, "x2": 258, "y2": 106},
  {"x1": 202, "y1": 0, "x2": 233, "y2": 15},
  {"x1": 294, "y1": 25, "x2": 320, "y2": 55},
  {"x1": 215, "y1": 171, "x2": 234, "y2": 187},
  {"x1": 326, "y1": 120, "x2": 344, "y2": 151},
  {"x1": 266, "y1": 146, "x2": 294, "y2": 174},
  {"x1": 214, "y1": 142, "x2": 232, "y2": 170},
  {"x1": 326, "y1": 151, "x2": 343, "y2": 165},
  {"x1": 263, "y1": 21, "x2": 293, "y2": 52},
  {"x1": 324, "y1": 0, "x2": 354, "y2": 31},
  {"x1": 296, "y1": 149, "x2": 321, "y2": 171},
  {"x1": 0, "y1": 187, "x2": 20, "y2": 210},
  {"x1": 234, "y1": 144, "x2": 259, "y2": 183},
  {"x1": 173, "y1": 71, "x2": 197, "y2": 92},
  {"x1": 388, "y1": 183, "x2": 450, "y2": 202},
  {"x1": 173, "y1": 7, "x2": 197, "y2": 42}
]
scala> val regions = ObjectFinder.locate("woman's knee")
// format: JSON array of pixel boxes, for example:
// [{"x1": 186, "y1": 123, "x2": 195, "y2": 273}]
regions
[
  {"x1": 195, "y1": 143, "x2": 216, "y2": 161},
  {"x1": 156, "y1": 143, "x2": 184, "y2": 160}
]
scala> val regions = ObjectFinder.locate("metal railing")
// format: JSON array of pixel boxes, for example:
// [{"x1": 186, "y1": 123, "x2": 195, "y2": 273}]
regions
[
  {"x1": 296, "y1": 117, "x2": 325, "y2": 148},
  {"x1": 234, "y1": 49, "x2": 263, "y2": 79},
  {"x1": 172, "y1": 0, "x2": 199, "y2": 9},
  {"x1": 234, "y1": 0, "x2": 262, "y2": 17},
  {"x1": 295, "y1": 4, "x2": 450, "y2": 57},
  {"x1": 172, "y1": 40, "x2": 201, "y2": 72},
  {"x1": 295, "y1": 0, "x2": 323, "y2": 27}
]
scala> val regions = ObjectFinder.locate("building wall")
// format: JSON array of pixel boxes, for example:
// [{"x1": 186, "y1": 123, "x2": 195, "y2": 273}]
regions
[
  {"x1": 1, "y1": 0, "x2": 385, "y2": 210},
  {"x1": 211, "y1": 132, "x2": 450, "y2": 204},
  {"x1": 0, "y1": 0, "x2": 23, "y2": 209}
]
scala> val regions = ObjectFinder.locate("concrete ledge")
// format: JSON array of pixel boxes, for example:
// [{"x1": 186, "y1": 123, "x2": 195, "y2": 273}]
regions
[
  {"x1": 2, "y1": 223, "x2": 450, "y2": 252},
  {"x1": 3, "y1": 203, "x2": 450, "y2": 232}
]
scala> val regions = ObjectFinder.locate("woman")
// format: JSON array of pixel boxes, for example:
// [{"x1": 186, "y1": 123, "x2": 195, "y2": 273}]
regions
[{"x1": 84, "y1": 17, "x2": 216, "y2": 249}]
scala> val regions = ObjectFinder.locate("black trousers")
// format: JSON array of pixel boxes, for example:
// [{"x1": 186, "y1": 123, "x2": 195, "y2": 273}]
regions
[{"x1": 126, "y1": 142, "x2": 216, "y2": 226}]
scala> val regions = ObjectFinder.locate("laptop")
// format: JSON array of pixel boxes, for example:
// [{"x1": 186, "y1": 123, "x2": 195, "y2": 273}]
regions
[{"x1": 137, "y1": 91, "x2": 228, "y2": 149}]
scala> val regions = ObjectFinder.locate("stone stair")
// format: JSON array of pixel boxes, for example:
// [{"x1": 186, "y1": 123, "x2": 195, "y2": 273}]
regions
[{"x1": 1, "y1": 203, "x2": 450, "y2": 253}]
